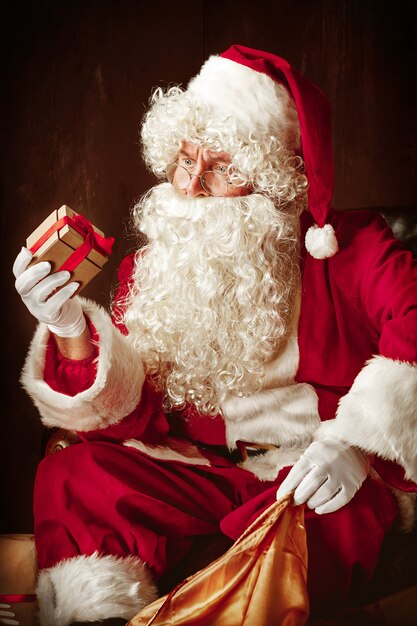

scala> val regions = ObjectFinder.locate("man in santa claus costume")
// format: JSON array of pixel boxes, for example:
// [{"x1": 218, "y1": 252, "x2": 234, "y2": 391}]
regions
[{"x1": 13, "y1": 45, "x2": 417, "y2": 625}]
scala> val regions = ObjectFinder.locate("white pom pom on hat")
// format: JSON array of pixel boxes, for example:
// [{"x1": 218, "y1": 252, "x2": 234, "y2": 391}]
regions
[
  {"x1": 190, "y1": 45, "x2": 339, "y2": 259},
  {"x1": 305, "y1": 224, "x2": 339, "y2": 259}
]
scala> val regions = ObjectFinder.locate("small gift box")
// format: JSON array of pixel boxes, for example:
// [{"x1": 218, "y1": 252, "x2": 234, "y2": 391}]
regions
[{"x1": 26, "y1": 205, "x2": 115, "y2": 294}]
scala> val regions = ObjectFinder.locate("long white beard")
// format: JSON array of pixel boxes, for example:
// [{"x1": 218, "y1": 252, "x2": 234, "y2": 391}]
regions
[{"x1": 122, "y1": 183, "x2": 300, "y2": 415}]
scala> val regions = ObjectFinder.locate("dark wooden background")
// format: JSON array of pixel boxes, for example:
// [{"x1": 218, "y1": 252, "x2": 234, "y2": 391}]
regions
[{"x1": 1, "y1": 0, "x2": 416, "y2": 533}]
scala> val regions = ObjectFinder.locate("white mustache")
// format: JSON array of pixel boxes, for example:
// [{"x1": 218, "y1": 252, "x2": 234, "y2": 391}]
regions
[{"x1": 135, "y1": 183, "x2": 283, "y2": 245}]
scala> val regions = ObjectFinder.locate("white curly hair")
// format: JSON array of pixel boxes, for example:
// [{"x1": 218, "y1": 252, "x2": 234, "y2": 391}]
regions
[
  {"x1": 120, "y1": 184, "x2": 301, "y2": 416},
  {"x1": 140, "y1": 84, "x2": 307, "y2": 209}
]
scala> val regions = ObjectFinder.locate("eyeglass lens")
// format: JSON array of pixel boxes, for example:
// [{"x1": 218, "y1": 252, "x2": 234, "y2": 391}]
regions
[{"x1": 166, "y1": 164, "x2": 228, "y2": 196}]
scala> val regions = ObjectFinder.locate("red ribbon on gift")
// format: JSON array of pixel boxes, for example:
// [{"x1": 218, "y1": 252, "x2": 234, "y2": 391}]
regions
[{"x1": 29, "y1": 213, "x2": 115, "y2": 272}]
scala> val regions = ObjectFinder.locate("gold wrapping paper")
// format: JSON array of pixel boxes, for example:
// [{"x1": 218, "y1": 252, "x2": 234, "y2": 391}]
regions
[{"x1": 128, "y1": 496, "x2": 309, "y2": 626}]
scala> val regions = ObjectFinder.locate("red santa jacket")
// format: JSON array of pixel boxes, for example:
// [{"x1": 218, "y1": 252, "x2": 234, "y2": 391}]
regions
[{"x1": 21, "y1": 208, "x2": 417, "y2": 498}]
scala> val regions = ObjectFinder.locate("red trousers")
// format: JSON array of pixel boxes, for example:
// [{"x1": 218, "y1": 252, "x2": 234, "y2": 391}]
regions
[{"x1": 34, "y1": 440, "x2": 398, "y2": 615}]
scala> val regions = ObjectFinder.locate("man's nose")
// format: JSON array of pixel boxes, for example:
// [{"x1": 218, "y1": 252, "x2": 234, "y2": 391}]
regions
[
  {"x1": 185, "y1": 173, "x2": 209, "y2": 197},
  {"x1": 185, "y1": 153, "x2": 209, "y2": 197}
]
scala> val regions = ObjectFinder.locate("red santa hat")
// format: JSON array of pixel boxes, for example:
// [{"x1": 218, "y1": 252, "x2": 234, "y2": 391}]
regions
[{"x1": 187, "y1": 44, "x2": 338, "y2": 259}]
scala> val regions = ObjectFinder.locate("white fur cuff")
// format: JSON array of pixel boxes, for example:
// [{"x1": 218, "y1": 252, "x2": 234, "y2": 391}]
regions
[
  {"x1": 36, "y1": 551, "x2": 157, "y2": 626},
  {"x1": 317, "y1": 355, "x2": 417, "y2": 481},
  {"x1": 21, "y1": 297, "x2": 145, "y2": 431}
]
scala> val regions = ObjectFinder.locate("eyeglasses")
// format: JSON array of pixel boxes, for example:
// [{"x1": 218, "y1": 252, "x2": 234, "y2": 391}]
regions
[{"x1": 165, "y1": 161, "x2": 234, "y2": 197}]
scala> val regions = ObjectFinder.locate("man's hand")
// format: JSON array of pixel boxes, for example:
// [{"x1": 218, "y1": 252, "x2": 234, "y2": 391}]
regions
[
  {"x1": 276, "y1": 438, "x2": 370, "y2": 514},
  {"x1": 13, "y1": 247, "x2": 86, "y2": 338}
]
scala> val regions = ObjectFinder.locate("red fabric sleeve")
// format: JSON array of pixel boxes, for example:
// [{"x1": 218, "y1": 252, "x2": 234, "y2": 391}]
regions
[
  {"x1": 335, "y1": 211, "x2": 417, "y2": 364},
  {"x1": 365, "y1": 224, "x2": 417, "y2": 362},
  {"x1": 77, "y1": 378, "x2": 170, "y2": 444},
  {"x1": 332, "y1": 212, "x2": 417, "y2": 493},
  {"x1": 43, "y1": 316, "x2": 99, "y2": 397}
]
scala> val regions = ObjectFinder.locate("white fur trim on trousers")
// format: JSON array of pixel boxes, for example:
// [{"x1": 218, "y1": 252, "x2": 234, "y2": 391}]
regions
[{"x1": 36, "y1": 552, "x2": 157, "y2": 626}]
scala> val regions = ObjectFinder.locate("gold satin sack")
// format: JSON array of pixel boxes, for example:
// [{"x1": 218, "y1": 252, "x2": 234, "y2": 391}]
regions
[{"x1": 129, "y1": 495, "x2": 309, "y2": 626}]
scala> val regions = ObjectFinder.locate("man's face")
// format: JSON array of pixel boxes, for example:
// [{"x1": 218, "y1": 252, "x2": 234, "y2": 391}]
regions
[{"x1": 169, "y1": 140, "x2": 252, "y2": 198}]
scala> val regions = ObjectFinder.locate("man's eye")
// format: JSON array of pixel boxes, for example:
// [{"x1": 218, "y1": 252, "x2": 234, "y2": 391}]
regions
[
  {"x1": 216, "y1": 165, "x2": 228, "y2": 174},
  {"x1": 181, "y1": 158, "x2": 195, "y2": 168}
]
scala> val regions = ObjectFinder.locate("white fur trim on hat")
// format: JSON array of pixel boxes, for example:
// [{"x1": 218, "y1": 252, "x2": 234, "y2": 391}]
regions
[
  {"x1": 36, "y1": 551, "x2": 157, "y2": 626},
  {"x1": 187, "y1": 55, "x2": 301, "y2": 152},
  {"x1": 305, "y1": 223, "x2": 338, "y2": 259},
  {"x1": 21, "y1": 297, "x2": 145, "y2": 431}
]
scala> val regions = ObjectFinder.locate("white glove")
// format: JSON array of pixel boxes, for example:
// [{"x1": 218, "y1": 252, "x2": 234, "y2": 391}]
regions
[
  {"x1": 13, "y1": 247, "x2": 86, "y2": 338},
  {"x1": 276, "y1": 438, "x2": 370, "y2": 514}
]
